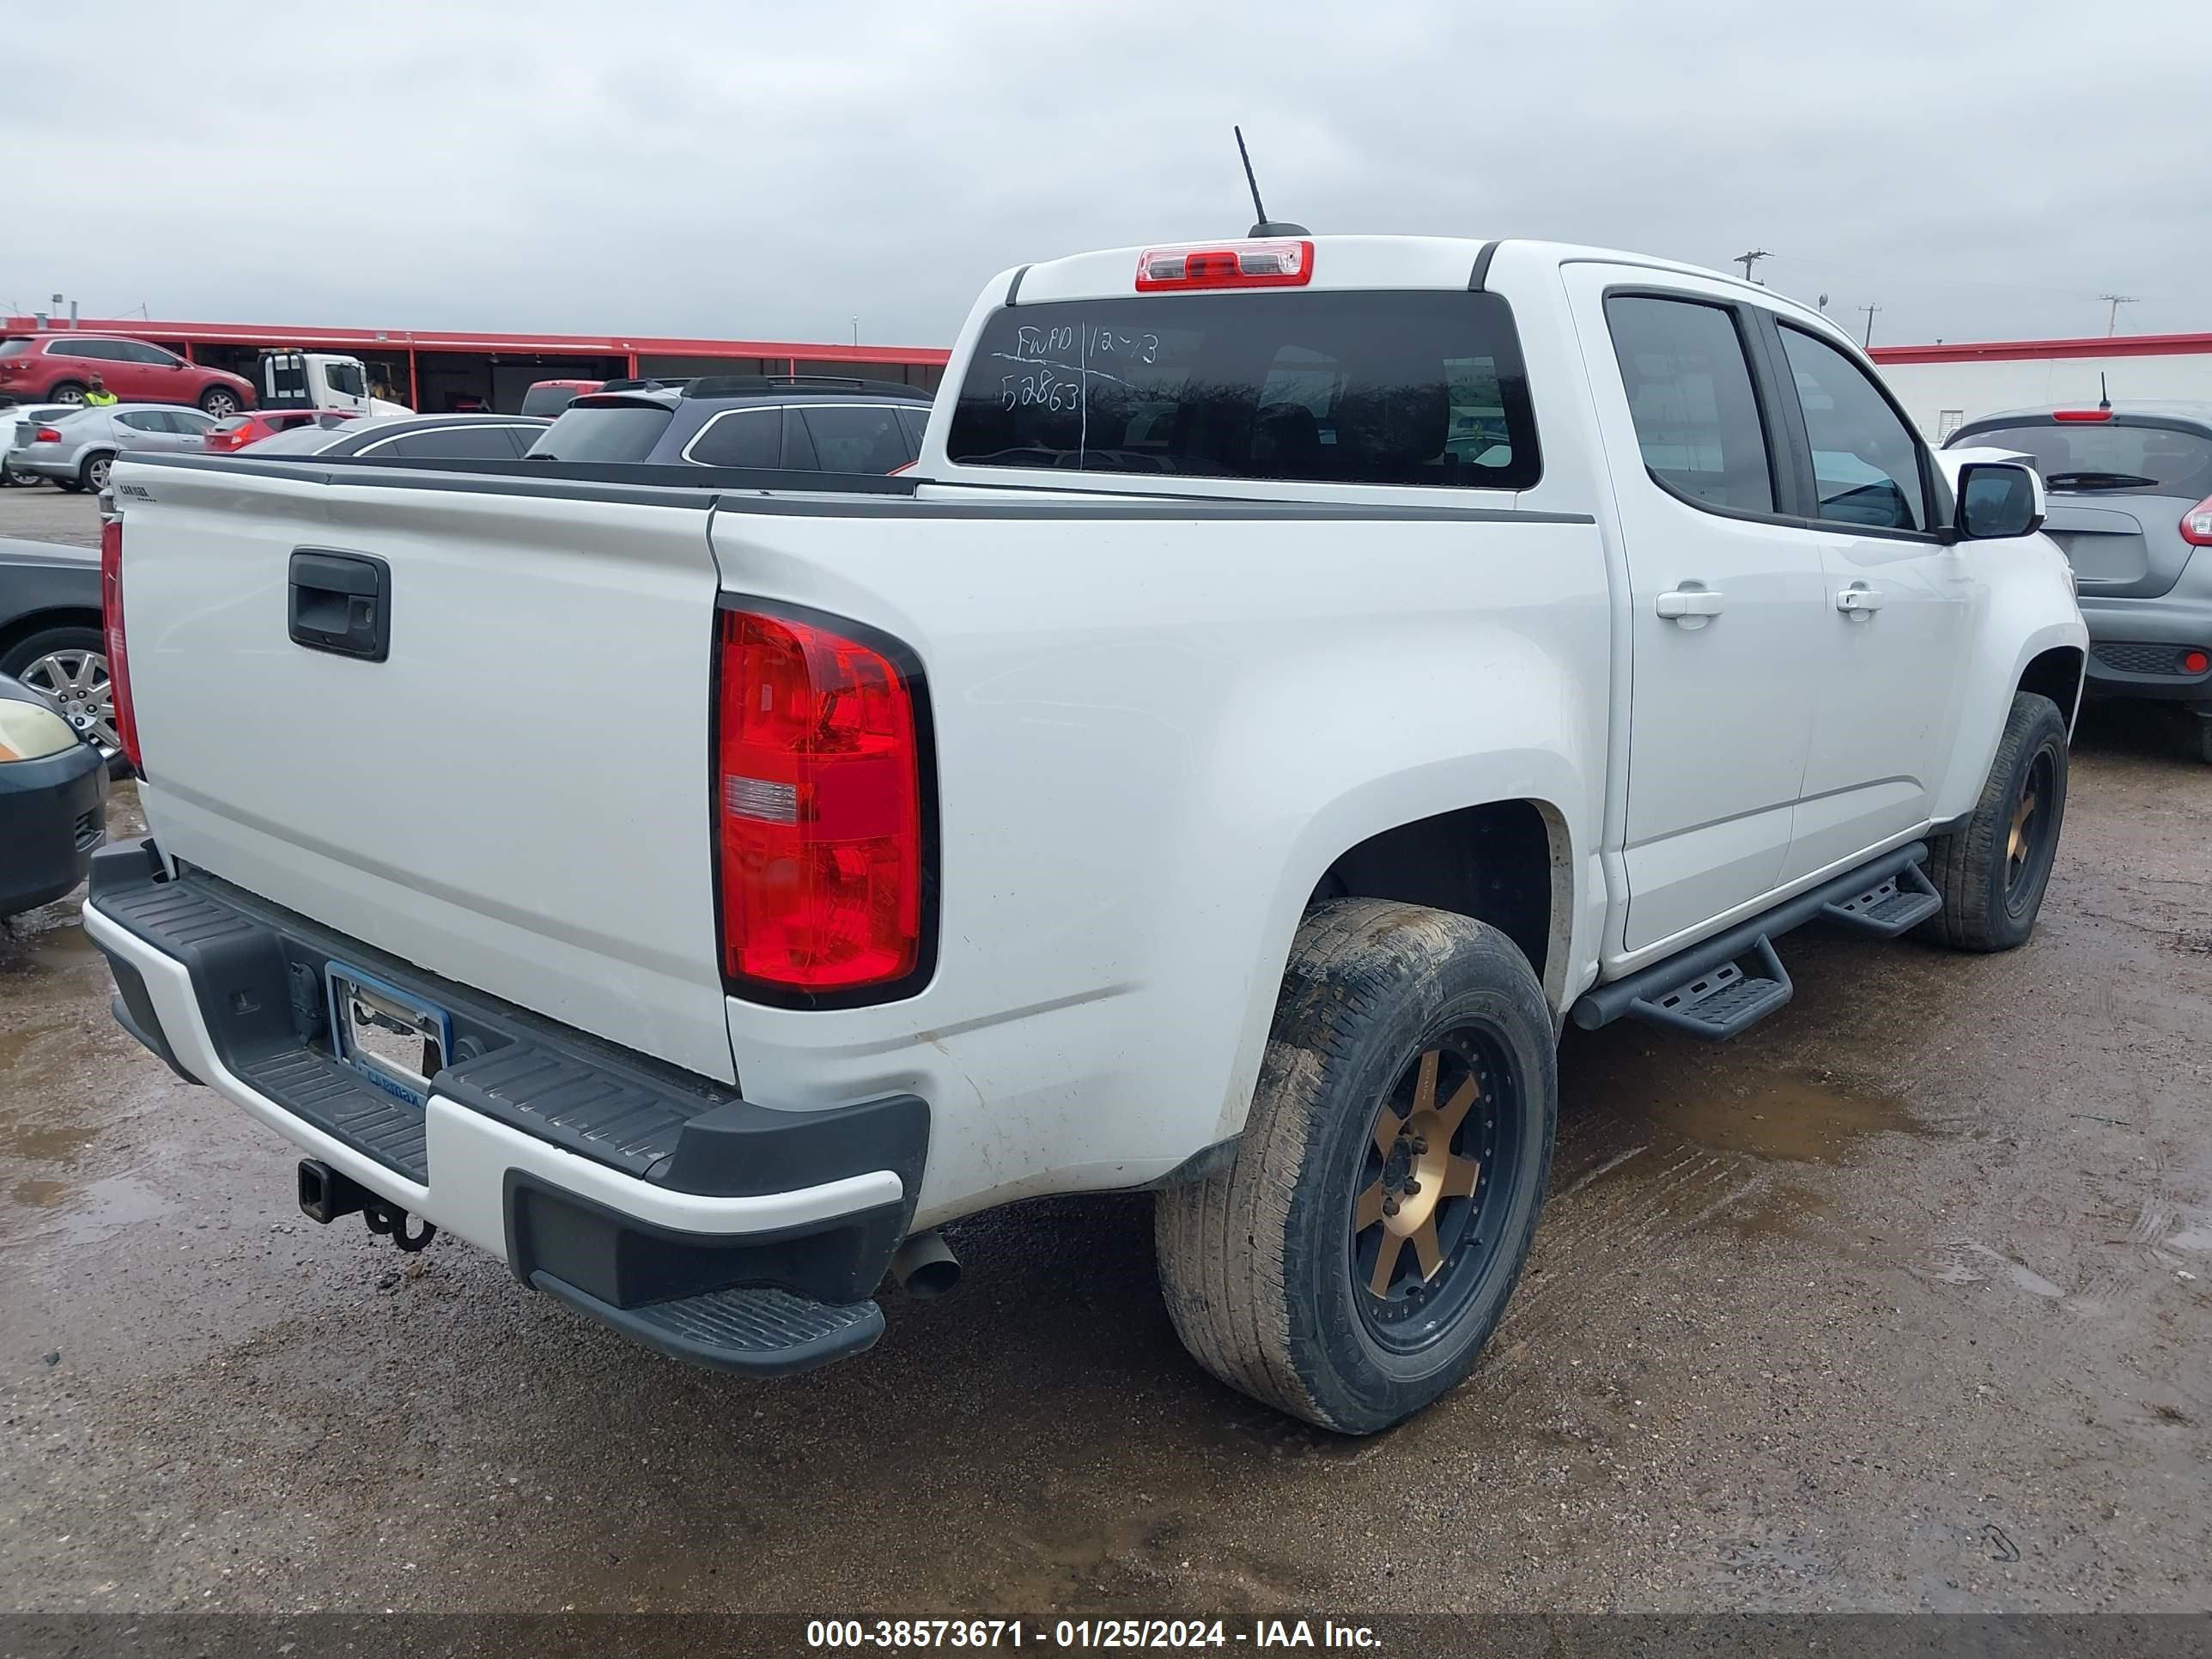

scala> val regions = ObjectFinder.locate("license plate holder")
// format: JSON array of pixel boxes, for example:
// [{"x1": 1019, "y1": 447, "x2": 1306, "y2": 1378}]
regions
[{"x1": 325, "y1": 963, "x2": 453, "y2": 1108}]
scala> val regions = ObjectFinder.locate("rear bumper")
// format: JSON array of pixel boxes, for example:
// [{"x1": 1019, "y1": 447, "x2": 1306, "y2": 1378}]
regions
[
  {"x1": 82, "y1": 841, "x2": 928, "y2": 1375},
  {"x1": 2078, "y1": 585, "x2": 2212, "y2": 706}
]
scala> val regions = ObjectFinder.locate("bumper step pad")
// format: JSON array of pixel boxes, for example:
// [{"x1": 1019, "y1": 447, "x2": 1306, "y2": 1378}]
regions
[
  {"x1": 530, "y1": 1272, "x2": 884, "y2": 1376},
  {"x1": 1819, "y1": 861, "x2": 1942, "y2": 938},
  {"x1": 1626, "y1": 935, "x2": 1794, "y2": 1041}
]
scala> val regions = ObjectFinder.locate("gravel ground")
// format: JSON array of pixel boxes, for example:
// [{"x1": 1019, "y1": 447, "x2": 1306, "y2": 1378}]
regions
[{"x1": 2, "y1": 472, "x2": 2208, "y2": 1614}]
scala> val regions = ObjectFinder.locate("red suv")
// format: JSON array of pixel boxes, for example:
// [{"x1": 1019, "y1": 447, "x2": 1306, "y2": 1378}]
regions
[{"x1": 0, "y1": 334, "x2": 256, "y2": 417}]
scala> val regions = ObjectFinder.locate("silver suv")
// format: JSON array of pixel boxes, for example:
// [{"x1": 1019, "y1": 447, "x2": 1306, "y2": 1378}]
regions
[{"x1": 1948, "y1": 401, "x2": 2212, "y2": 761}]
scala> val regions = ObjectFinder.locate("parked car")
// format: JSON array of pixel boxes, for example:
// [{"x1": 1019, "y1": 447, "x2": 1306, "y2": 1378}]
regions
[
  {"x1": 1947, "y1": 400, "x2": 2212, "y2": 761},
  {"x1": 0, "y1": 534, "x2": 119, "y2": 773},
  {"x1": 8, "y1": 404, "x2": 214, "y2": 492},
  {"x1": 520, "y1": 379, "x2": 604, "y2": 417},
  {"x1": 0, "y1": 334, "x2": 255, "y2": 417},
  {"x1": 85, "y1": 234, "x2": 2081, "y2": 1434},
  {"x1": 0, "y1": 672, "x2": 106, "y2": 919},
  {"x1": 240, "y1": 412, "x2": 551, "y2": 460},
  {"x1": 525, "y1": 374, "x2": 932, "y2": 472},
  {"x1": 204, "y1": 410, "x2": 360, "y2": 453},
  {"x1": 1, "y1": 403, "x2": 76, "y2": 485}
]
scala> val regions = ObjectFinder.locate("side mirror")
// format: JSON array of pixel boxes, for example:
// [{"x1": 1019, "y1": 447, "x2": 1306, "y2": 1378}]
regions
[{"x1": 1954, "y1": 461, "x2": 2043, "y2": 540}]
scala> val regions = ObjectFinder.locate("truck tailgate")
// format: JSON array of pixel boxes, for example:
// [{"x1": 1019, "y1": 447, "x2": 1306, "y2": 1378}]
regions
[{"x1": 114, "y1": 459, "x2": 736, "y2": 1083}]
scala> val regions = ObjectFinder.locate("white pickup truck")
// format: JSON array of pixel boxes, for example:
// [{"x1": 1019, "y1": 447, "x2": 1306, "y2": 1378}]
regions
[{"x1": 86, "y1": 234, "x2": 2085, "y2": 1433}]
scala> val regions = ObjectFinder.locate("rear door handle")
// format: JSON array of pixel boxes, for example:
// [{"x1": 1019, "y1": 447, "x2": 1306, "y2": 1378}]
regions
[
  {"x1": 1835, "y1": 582, "x2": 1885, "y2": 617},
  {"x1": 289, "y1": 549, "x2": 391, "y2": 662},
  {"x1": 1656, "y1": 587, "x2": 1725, "y2": 619}
]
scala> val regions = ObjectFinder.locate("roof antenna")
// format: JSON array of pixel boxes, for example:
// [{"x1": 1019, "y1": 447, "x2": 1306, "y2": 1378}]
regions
[
  {"x1": 2097, "y1": 371, "x2": 2111, "y2": 411},
  {"x1": 1235, "y1": 125, "x2": 1309, "y2": 238}
]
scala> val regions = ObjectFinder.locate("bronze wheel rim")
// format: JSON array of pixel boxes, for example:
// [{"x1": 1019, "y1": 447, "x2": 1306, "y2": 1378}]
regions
[
  {"x1": 2004, "y1": 748, "x2": 2056, "y2": 903},
  {"x1": 1350, "y1": 1024, "x2": 1522, "y2": 1353}
]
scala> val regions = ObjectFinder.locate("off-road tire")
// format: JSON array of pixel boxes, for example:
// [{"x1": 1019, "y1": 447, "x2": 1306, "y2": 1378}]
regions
[
  {"x1": 1918, "y1": 690, "x2": 2068, "y2": 952},
  {"x1": 1154, "y1": 899, "x2": 1556, "y2": 1435}
]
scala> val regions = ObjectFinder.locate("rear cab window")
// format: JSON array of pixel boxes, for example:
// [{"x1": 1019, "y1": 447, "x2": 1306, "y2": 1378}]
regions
[
  {"x1": 528, "y1": 398, "x2": 676, "y2": 462},
  {"x1": 945, "y1": 289, "x2": 1539, "y2": 489},
  {"x1": 1952, "y1": 421, "x2": 2212, "y2": 500}
]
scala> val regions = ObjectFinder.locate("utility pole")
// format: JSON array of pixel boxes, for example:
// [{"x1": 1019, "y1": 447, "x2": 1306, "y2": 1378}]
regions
[
  {"x1": 2099, "y1": 294, "x2": 2137, "y2": 336},
  {"x1": 1735, "y1": 249, "x2": 1771, "y2": 284},
  {"x1": 1858, "y1": 303, "x2": 1881, "y2": 348},
  {"x1": 851, "y1": 314, "x2": 860, "y2": 347}
]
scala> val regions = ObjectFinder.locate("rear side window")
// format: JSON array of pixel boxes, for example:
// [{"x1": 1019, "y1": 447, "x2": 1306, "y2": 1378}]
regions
[
  {"x1": 896, "y1": 405, "x2": 929, "y2": 453},
  {"x1": 0, "y1": 339, "x2": 33, "y2": 358},
  {"x1": 1951, "y1": 421, "x2": 2212, "y2": 500},
  {"x1": 1605, "y1": 296, "x2": 1775, "y2": 515},
  {"x1": 684, "y1": 407, "x2": 781, "y2": 468},
  {"x1": 945, "y1": 290, "x2": 1539, "y2": 489},
  {"x1": 368, "y1": 425, "x2": 528, "y2": 459},
  {"x1": 1775, "y1": 325, "x2": 1928, "y2": 532},
  {"x1": 800, "y1": 404, "x2": 912, "y2": 473},
  {"x1": 528, "y1": 402, "x2": 674, "y2": 462}
]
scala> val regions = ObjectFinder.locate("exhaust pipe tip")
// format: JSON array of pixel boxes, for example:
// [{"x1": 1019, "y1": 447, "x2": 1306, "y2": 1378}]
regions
[{"x1": 890, "y1": 1229, "x2": 961, "y2": 1299}]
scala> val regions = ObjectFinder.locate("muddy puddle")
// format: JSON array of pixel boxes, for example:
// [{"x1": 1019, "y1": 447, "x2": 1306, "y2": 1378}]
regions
[{"x1": 1561, "y1": 1031, "x2": 1926, "y2": 1165}]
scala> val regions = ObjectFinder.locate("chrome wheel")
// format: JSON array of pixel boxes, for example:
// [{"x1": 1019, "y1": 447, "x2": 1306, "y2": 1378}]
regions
[
  {"x1": 18, "y1": 647, "x2": 116, "y2": 755},
  {"x1": 85, "y1": 454, "x2": 112, "y2": 491},
  {"x1": 201, "y1": 391, "x2": 239, "y2": 419},
  {"x1": 50, "y1": 385, "x2": 86, "y2": 406}
]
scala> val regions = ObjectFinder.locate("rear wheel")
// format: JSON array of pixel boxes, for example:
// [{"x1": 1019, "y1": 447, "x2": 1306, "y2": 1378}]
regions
[
  {"x1": 46, "y1": 381, "x2": 87, "y2": 406},
  {"x1": 1155, "y1": 899, "x2": 1556, "y2": 1434},
  {"x1": 1918, "y1": 691, "x2": 2068, "y2": 952},
  {"x1": 81, "y1": 452, "x2": 113, "y2": 492},
  {"x1": 198, "y1": 387, "x2": 240, "y2": 418},
  {"x1": 0, "y1": 625, "x2": 114, "y2": 759}
]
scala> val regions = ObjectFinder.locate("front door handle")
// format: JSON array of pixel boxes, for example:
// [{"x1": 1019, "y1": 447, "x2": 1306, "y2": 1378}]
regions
[
  {"x1": 1835, "y1": 582, "x2": 1885, "y2": 618},
  {"x1": 1656, "y1": 587, "x2": 1725, "y2": 620}
]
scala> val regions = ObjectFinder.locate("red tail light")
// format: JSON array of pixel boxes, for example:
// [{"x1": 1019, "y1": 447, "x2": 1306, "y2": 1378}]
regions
[
  {"x1": 33, "y1": 425, "x2": 62, "y2": 443},
  {"x1": 714, "y1": 607, "x2": 927, "y2": 997},
  {"x1": 2182, "y1": 497, "x2": 2212, "y2": 548},
  {"x1": 100, "y1": 515, "x2": 140, "y2": 775}
]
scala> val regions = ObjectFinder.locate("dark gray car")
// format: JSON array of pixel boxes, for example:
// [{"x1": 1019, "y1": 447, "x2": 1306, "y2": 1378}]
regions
[
  {"x1": 525, "y1": 374, "x2": 932, "y2": 473},
  {"x1": 1948, "y1": 401, "x2": 2212, "y2": 760},
  {"x1": 241, "y1": 412, "x2": 550, "y2": 459},
  {"x1": 0, "y1": 536, "x2": 110, "y2": 761}
]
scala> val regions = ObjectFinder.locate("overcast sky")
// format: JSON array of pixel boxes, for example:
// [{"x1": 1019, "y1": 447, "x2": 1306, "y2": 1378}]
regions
[{"x1": 4, "y1": 0, "x2": 2204, "y2": 351}]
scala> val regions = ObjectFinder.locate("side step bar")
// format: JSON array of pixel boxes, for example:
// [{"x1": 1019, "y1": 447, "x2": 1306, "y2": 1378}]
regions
[{"x1": 1572, "y1": 842, "x2": 1932, "y2": 1041}]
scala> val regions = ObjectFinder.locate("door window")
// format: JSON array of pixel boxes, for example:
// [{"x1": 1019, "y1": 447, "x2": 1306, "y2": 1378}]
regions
[
  {"x1": 1775, "y1": 325, "x2": 1929, "y2": 532},
  {"x1": 799, "y1": 404, "x2": 912, "y2": 473},
  {"x1": 114, "y1": 410, "x2": 167, "y2": 433},
  {"x1": 896, "y1": 405, "x2": 928, "y2": 455},
  {"x1": 323, "y1": 361, "x2": 368, "y2": 398},
  {"x1": 1604, "y1": 296, "x2": 1776, "y2": 514}
]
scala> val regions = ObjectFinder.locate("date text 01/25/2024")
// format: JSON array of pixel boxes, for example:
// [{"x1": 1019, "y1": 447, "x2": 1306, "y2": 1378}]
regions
[{"x1": 805, "y1": 1620, "x2": 1381, "y2": 1650}]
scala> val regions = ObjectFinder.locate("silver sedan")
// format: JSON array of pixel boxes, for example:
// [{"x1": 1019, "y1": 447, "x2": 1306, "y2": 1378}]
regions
[{"x1": 9, "y1": 404, "x2": 215, "y2": 492}]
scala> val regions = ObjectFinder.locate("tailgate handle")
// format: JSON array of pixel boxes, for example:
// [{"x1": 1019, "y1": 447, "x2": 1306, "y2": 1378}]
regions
[{"x1": 289, "y1": 550, "x2": 390, "y2": 662}]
